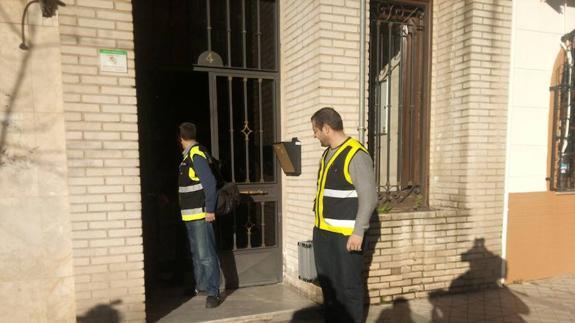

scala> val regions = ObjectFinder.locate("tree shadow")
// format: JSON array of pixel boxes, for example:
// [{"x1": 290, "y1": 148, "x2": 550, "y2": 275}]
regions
[
  {"x1": 0, "y1": 32, "x2": 33, "y2": 167},
  {"x1": 76, "y1": 300, "x2": 122, "y2": 323},
  {"x1": 0, "y1": 10, "x2": 64, "y2": 177},
  {"x1": 428, "y1": 238, "x2": 530, "y2": 323}
]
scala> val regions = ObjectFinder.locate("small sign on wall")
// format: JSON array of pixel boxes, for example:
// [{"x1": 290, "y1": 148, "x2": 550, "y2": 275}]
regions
[{"x1": 99, "y1": 49, "x2": 128, "y2": 73}]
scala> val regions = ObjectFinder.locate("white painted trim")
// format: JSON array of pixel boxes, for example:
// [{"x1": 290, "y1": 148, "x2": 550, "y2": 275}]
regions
[{"x1": 501, "y1": 0, "x2": 519, "y2": 284}]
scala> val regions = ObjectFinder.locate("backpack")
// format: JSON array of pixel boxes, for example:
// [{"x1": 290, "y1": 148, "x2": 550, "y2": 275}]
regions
[
  {"x1": 206, "y1": 154, "x2": 241, "y2": 215},
  {"x1": 215, "y1": 182, "x2": 241, "y2": 215}
]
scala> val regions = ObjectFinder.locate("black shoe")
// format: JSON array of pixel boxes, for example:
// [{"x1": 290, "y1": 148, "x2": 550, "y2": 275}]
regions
[
  {"x1": 205, "y1": 295, "x2": 222, "y2": 308},
  {"x1": 184, "y1": 288, "x2": 208, "y2": 297},
  {"x1": 183, "y1": 288, "x2": 198, "y2": 297}
]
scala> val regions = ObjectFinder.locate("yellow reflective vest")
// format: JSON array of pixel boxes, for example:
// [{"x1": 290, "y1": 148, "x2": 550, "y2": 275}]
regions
[
  {"x1": 178, "y1": 144, "x2": 208, "y2": 221},
  {"x1": 314, "y1": 138, "x2": 368, "y2": 236}
]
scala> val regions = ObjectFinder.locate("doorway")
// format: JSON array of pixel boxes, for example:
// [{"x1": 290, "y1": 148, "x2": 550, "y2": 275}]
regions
[
  {"x1": 132, "y1": 0, "x2": 280, "y2": 319},
  {"x1": 207, "y1": 70, "x2": 281, "y2": 287}
]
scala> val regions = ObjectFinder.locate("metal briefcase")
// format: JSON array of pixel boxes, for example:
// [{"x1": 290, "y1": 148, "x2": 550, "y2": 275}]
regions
[{"x1": 297, "y1": 240, "x2": 317, "y2": 282}]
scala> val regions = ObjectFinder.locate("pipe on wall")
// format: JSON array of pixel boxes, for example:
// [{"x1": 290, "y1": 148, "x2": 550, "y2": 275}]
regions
[{"x1": 358, "y1": 0, "x2": 367, "y2": 144}]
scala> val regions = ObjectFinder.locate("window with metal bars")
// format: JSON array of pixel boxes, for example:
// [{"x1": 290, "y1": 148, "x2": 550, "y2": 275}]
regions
[
  {"x1": 549, "y1": 30, "x2": 575, "y2": 192},
  {"x1": 368, "y1": 0, "x2": 430, "y2": 211}
]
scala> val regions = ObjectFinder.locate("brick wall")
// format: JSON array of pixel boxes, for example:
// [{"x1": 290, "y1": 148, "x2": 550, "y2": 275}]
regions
[
  {"x1": 364, "y1": 209, "x2": 509, "y2": 304},
  {"x1": 58, "y1": 0, "x2": 144, "y2": 321},
  {"x1": 282, "y1": 0, "x2": 512, "y2": 304},
  {"x1": 365, "y1": 210, "x2": 467, "y2": 303},
  {"x1": 280, "y1": 0, "x2": 368, "y2": 300},
  {"x1": 429, "y1": 0, "x2": 511, "y2": 255},
  {"x1": 280, "y1": 0, "x2": 322, "y2": 299}
]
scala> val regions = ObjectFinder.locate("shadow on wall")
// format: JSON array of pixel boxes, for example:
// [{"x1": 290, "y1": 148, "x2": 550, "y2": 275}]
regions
[
  {"x1": 375, "y1": 238, "x2": 530, "y2": 323},
  {"x1": 77, "y1": 300, "x2": 122, "y2": 323},
  {"x1": 427, "y1": 238, "x2": 530, "y2": 322},
  {"x1": 0, "y1": 16, "x2": 33, "y2": 168},
  {"x1": 545, "y1": 0, "x2": 575, "y2": 13},
  {"x1": 0, "y1": 4, "x2": 64, "y2": 176}
]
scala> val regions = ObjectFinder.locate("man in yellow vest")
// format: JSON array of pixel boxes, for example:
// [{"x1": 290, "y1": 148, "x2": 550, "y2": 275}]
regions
[
  {"x1": 311, "y1": 108, "x2": 378, "y2": 322},
  {"x1": 178, "y1": 122, "x2": 222, "y2": 308}
]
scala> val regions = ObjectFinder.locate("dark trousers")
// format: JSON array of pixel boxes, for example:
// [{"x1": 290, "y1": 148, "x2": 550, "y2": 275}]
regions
[{"x1": 313, "y1": 227, "x2": 365, "y2": 323}]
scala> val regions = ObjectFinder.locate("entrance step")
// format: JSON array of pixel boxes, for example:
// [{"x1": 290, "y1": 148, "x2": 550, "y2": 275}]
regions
[{"x1": 155, "y1": 284, "x2": 322, "y2": 323}]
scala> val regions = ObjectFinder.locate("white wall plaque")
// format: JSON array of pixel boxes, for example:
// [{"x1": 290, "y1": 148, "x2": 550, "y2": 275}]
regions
[{"x1": 99, "y1": 49, "x2": 128, "y2": 73}]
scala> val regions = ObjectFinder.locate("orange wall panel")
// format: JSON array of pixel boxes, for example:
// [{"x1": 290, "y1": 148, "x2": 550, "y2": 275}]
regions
[{"x1": 506, "y1": 191, "x2": 575, "y2": 282}]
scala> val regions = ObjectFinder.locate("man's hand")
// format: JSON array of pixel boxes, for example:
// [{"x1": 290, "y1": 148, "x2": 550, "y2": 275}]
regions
[
  {"x1": 205, "y1": 212, "x2": 216, "y2": 222},
  {"x1": 346, "y1": 234, "x2": 363, "y2": 252}
]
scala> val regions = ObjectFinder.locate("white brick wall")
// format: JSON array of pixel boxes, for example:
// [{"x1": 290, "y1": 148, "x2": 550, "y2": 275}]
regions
[
  {"x1": 280, "y1": 0, "x2": 368, "y2": 301},
  {"x1": 282, "y1": 0, "x2": 512, "y2": 304},
  {"x1": 58, "y1": 0, "x2": 144, "y2": 321},
  {"x1": 429, "y1": 0, "x2": 511, "y2": 250},
  {"x1": 280, "y1": 0, "x2": 320, "y2": 290}
]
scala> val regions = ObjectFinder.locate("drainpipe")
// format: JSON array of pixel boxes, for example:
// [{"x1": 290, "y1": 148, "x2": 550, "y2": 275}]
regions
[
  {"x1": 358, "y1": 0, "x2": 367, "y2": 144},
  {"x1": 502, "y1": 0, "x2": 517, "y2": 284}
]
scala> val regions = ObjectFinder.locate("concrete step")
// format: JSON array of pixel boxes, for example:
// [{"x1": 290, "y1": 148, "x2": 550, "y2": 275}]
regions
[
  {"x1": 154, "y1": 284, "x2": 321, "y2": 323},
  {"x1": 197, "y1": 306, "x2": 323, "y2": 323}
]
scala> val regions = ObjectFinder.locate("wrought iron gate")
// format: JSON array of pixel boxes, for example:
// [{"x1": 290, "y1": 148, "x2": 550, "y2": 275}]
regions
[
  {"x1": 368, "y1": 0, "x2": 430, "y2": 210},
  {"x1": 193, "y1": 0, "x2": 281, "y2": 288},
  {"x1": 205, "y1": 71, "x2": 281, "y2": 288}
]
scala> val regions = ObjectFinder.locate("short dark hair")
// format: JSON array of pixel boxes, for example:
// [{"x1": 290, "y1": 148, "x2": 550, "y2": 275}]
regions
[
  {"x1": 311, "y1": 107, "x2": 344, "y2": 131},
  {"x1": 179, "y1": 122, "x2": 197, "y2": 140}
]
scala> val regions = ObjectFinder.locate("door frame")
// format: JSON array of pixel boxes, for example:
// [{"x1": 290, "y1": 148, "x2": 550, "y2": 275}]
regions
[{"x1": 195, "y1": 65, "x2": 283, "y2": 286}]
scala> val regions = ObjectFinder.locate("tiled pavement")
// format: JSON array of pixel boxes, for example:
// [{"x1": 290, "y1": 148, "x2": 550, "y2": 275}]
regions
[{"x1": 153, "y1": 273, "x2": 575, "y2": 322}]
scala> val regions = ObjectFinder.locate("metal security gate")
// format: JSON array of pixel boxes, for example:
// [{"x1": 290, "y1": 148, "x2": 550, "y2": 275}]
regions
[
  {"x1": 192, "y1": 0, "x2": 281, "y2": 288},
  {"x1": 368, "y1": 0, "x2": 431, "y2": 210},
  {"x1": 200, "y1": 70, "x2": 281, "y2": 288}
]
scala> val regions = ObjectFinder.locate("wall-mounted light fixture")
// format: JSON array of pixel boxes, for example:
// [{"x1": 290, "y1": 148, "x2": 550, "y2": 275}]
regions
[
  {"x1": 40, "y1": 0, "x2": 66, "y2": 17},
  {"x1": 19, "y1": 0, "x2": 66, "y2": 50}
]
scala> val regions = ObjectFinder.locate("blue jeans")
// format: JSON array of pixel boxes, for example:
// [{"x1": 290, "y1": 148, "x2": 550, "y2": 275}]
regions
[{"x1": 184, "y1": 220, "x2": 220, "y2": 296}]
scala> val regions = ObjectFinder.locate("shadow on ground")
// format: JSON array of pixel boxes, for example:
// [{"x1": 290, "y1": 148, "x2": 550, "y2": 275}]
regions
[{"x1": 77, "y1": 300, "x2": 122, "y2": 323}]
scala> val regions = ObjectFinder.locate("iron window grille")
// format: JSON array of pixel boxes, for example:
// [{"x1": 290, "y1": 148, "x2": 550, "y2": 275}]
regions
[
  {"x1": 368, "y1": 0, "x2": 430, "y2": 211},
  {"x1": 549, "y1": 30, "x2": 575, "y2": 192}
]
